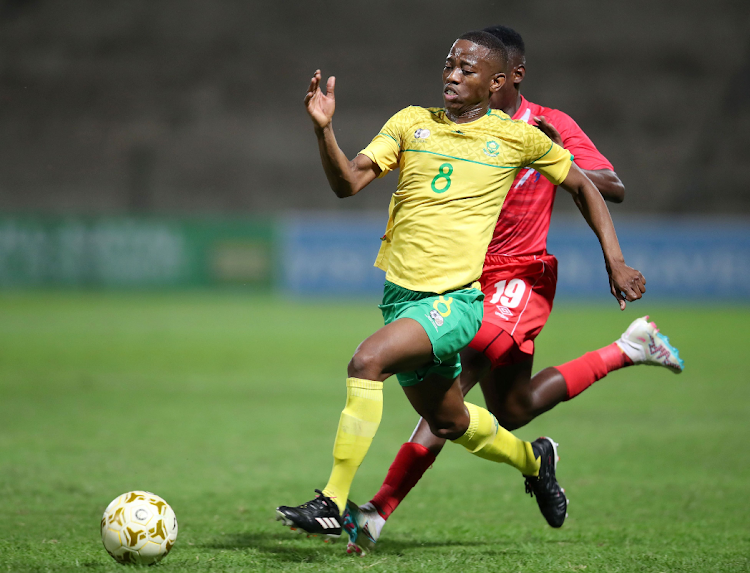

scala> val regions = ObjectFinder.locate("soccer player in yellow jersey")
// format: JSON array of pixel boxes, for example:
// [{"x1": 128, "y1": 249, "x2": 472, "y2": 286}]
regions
[{"x1": 276, "y1": 31, "x2": 646, "y2": 539}]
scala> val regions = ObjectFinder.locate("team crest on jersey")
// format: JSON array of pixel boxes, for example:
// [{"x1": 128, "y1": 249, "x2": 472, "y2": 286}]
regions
[
  {"x1": 414, "y1": 129, "x2": 431, "y2": 140},
  {"x1": 483, "y1": 140, "x2": 500, "y2": 157}
]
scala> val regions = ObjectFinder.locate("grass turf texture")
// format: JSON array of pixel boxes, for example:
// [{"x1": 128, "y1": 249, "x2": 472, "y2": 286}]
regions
[{"x1": 0, "y1": 292, "x2": 748, "y2": 572}]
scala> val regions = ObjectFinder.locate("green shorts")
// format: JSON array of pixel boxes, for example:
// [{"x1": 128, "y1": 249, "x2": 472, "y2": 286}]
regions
[{"x1": 378, "y1": 280, "x2": 484, "y2": 387}]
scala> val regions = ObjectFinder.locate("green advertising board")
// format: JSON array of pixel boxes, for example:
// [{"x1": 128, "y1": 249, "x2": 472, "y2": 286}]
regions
[{"x1": 0, "y1": 217, "x2": 275, "y2": 288}]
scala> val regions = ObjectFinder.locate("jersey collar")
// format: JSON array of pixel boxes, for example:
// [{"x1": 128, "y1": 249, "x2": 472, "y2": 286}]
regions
[
  {"x1": 441, "y1": 107, "x2": 493, "y2": 129},
  {"x1": 512, "y1": 95, "x2": 533, "y2": 123}
]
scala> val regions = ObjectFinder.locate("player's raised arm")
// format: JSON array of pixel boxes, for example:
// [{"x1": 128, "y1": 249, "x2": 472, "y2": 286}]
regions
[
  {"x1": 304, "y1": 70, "x2": 381, "y2": 198},
  {"x1": 559, "y1": 164, "x2": 645, "y2": 310},
  {"x1": 535, "y1": 116, "x2": 625, "y2": 203}
]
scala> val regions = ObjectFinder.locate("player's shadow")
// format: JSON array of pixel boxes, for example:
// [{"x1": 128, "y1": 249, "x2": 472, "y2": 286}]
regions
[
  {"x1": 204, "y1": 531, "x2": 330, "y2": 563},
  {"x1": 205, "y1": 531, "x2": 490, "y2": 560},
  {"x1": 372, "y1": 538, "x2": 499, "y2": 554}
]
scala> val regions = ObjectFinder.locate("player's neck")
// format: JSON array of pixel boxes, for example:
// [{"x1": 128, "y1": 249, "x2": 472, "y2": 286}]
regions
[
  {"x1": 501, "y1": 91, "x2": 523, "y2": 118},
  {"x1": 445, "y1": 103, "x2": 489, "y2": 124}
]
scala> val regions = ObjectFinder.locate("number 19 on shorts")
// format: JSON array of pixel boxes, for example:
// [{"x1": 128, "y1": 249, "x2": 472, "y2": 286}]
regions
[{"x1": 489, "y1": 278, "x2": 527, "y2": 308}]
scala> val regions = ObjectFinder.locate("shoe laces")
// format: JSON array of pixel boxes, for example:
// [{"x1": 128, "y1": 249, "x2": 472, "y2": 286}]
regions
[
  {"x1": 525, "y1": 478, "x2": 535, "y2": 498},
  {"x1": 299, "y1": 489, "x2": 335, "y2": 511}
]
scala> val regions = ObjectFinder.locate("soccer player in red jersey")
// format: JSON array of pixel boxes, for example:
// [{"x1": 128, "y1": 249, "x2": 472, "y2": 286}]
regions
[{"x1": 343, "y1": 25, "x2": 684, "y2": 554}]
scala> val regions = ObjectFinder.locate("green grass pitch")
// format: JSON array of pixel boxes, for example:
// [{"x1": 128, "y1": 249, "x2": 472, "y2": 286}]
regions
[{"x1": 1, "y1": 292, "x2": 748, "y2": 572}]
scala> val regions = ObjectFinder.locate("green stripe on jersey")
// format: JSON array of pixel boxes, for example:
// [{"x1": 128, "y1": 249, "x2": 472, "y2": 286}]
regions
[{"x1": 404, "y1": 148, "x2": 521, "y2": 170}]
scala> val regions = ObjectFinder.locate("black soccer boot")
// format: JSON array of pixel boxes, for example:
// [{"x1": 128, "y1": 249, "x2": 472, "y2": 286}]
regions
[
  {"x1": 276, "y1": 489, "x2": 343, "y2": 539},
  {"x1": 523, "y1": 437, "x2": 568, "y2": 528}
]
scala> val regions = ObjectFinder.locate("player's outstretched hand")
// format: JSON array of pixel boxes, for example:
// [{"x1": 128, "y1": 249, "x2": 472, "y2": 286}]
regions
[
  {"x1": 608, "y1": 262, "x2": 646, "y2": 310},
  {"x1": 534, "y1": 116, "x2": 563, "y2": 147},
  {"x1": 304, "y1": 70, "x2": 336, "y2": 130}
]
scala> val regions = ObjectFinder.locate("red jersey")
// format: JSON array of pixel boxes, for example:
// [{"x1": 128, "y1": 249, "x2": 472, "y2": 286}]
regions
[{"x1": 487, "y1": 96, "x2": 613, "y2": 257}]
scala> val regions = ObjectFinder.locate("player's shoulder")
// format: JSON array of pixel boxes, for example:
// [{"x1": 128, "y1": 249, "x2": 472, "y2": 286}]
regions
[
  {"x1": 385, "y1": 106, "x2": 446, "y2": 131},
  {"x1": 391, "y1": 105, "x2": 442, "y2": 121},
  {"x1": 486, "y1": 108, "x2": 517, "y2": 123},
  {"x1": 486, "y1": 108, "x2": 535, "y2": 132},
  {"x1": 486, "y1": 109, "x2": 546, "y2": 144},
  {"x1": 526, "y1": 100, "x2": 581, "y2": 132}
]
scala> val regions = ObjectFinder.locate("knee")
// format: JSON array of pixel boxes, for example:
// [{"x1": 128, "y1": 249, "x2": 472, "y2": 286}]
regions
[
  {"x1": 492, "y1": 387, "x2": 536, "y2": 431},
  {"x1": 426, "y1": 411, "x2": 469, "y2": 442},
  {"x1": 347, "y1": 345, "x2": 383, "y2": 379}
]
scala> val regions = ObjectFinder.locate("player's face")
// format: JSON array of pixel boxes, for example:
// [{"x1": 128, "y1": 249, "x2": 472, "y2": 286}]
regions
[{"x1": 443, "y1": 40, "x2": 505, "y2": 116}]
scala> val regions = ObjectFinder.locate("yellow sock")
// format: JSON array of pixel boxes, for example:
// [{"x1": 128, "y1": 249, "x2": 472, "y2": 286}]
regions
[
  {"x1": 322, "y1": 377, "x2": 383, "y2": 513},
  {"x1": 452, "y1": 402, "x2": 540, "y2": 476}
]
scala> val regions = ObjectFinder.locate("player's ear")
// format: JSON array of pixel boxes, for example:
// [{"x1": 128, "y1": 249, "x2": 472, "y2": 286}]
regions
[
  {"x1": 490, "y1": 72, "x2": 506, "y2": 94},
  {"x1": 513, "y1": 64, "x2": 525, "y2": 85}
]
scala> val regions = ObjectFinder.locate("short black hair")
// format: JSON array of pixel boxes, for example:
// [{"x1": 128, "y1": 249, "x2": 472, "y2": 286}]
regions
[
  {"x1": 483, "y1": 25, "x2": 526, "y2": 64},
  {"x1": 457, "y1": 30, "x2": 508, "y2": 70}
]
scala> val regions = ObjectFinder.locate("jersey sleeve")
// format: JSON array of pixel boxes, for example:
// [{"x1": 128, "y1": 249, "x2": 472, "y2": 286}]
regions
[
  {"x1": 359, "y1": 108, "x2": 409, "y2": 177},
  {"x1": 521, "y1": 124, "x2": 573, "y2": 186},
  {"x1": 547, "y1": 110, "x2": 613, "y2": 171}
]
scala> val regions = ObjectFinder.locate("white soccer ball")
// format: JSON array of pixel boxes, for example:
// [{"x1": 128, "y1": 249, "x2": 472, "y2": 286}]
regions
[{"x1": 100, "y1": 491, "x2": 178, "y2": 565}]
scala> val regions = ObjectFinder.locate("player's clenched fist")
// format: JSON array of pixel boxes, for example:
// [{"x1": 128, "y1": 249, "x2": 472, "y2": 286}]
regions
[
  {"x1": 304, "y1": 70, "x2": 336, "y2": 130},
  {"x1": 608, "y1": 262, "x2": 646, "y2": 310}
]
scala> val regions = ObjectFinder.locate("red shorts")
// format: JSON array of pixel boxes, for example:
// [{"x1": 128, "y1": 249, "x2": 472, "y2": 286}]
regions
[{"x1": 468, "y1": 253, "x2": 558, "y2": 367}]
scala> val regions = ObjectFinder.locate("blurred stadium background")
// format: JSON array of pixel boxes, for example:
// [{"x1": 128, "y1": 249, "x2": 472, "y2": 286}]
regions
[
  {"x1": 1, "y1": 1, "x2": 749, "y2": 571},
  {"x1": 0, "y1": 0, "x2": 748, "y2": 297}
]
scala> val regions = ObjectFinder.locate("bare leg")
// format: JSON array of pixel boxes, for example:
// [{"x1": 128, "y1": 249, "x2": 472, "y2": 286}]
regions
[
  {"x1": 482, "y1": 362, "x2": 567, "y2": 431},
  {"x1": 401, "y1": 373, "x2": 470, "y2": 441},
  {"x1": 407, "y1": 347, "x2": 492, "y2": 454},
  {"x1": 347, "y1": 317, "x2": 435, "y2": 381}
]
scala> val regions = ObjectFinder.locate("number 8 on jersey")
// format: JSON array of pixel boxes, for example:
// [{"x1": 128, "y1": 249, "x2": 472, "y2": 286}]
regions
[{"x1": 431, "y1": 163, "x2": 453, "y2": 193}]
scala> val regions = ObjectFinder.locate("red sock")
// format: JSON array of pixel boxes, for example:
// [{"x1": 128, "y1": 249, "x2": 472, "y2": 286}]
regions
[
  {"x1": 556, "y1": 342, "x2": 634, "y2": 400},
  {"x1": 370, "y1": 442, "x2": 436, "y2": 519}
]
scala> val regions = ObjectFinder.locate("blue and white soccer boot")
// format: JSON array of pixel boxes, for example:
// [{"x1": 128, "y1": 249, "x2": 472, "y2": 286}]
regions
[
  {"x1": 343, "y1": 500, "x2": 384, "y2": 556},
  {"x1": 615, "y1": 315, "x2": 684, "y2": 373}
]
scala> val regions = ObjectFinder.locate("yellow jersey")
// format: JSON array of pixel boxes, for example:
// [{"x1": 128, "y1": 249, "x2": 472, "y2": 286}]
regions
[{"x1": 360, "y1": 106, "x2": 573, "y2": 293}]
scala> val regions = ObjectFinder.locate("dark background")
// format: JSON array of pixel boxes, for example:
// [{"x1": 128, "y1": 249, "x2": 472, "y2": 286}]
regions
[{"x1": 1, "y1": 0, "x2": 749, "y2": 215}]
